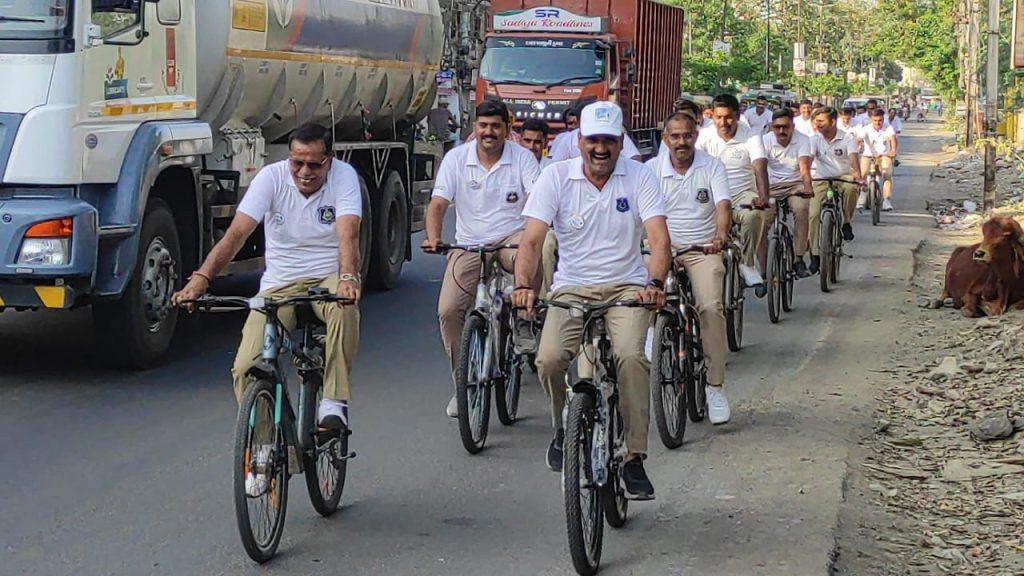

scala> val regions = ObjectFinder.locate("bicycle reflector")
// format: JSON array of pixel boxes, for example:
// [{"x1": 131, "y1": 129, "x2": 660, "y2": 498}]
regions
[{"x1": 17, "y1": 217, "x2": 73, "y2": 266}]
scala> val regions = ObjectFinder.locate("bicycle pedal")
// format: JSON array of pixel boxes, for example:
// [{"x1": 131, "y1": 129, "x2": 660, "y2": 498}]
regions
[{"x1": 330, "y1": 451, "x2": 357, "y2": 466}]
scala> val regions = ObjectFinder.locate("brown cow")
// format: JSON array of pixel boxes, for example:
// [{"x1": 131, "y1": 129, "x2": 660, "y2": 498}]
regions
[{"x1": 930, "y1": 216, "x2": 1024, "y2": 317}]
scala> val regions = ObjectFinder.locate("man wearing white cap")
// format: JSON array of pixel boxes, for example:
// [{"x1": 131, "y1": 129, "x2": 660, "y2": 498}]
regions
[{"x1": 512, "y1": 101, "x2": 671, "y2": 501}]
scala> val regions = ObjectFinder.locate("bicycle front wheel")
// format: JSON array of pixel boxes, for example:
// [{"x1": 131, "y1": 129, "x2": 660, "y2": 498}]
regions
[
  {"x1": 495, "y1": 323, "x2": 521, "y2": 426},
  {"x1": 685, "y1": 311, "x2": 708, "y2": 423},
  {"x1": 766, "y1": 237, "x2": 781, "y2": 324},
  {"x1": 234, "y1": 379, "x2": 288, "y2": 563},
  {"x1": 301, "y1": 372, "x2": 347, "y2": 517},
  {"x1": 564, "y1": 391, "x2": 603, "y2": 576},
  {"x1": 650, "y1": 313, "x2": 686, "y2": 449},
  {"x1": 830, "y1": 214, "x2": 843, "y2": 284},
  {"x1": 870, "y1": 179, "x2": 881, "y2": 226},
  {"x1": 724, "y1": 254, "x2": 744, "y2": 351},
  {"x1": 456, "y1": 314, "x2": 491, "y2": 453},
  {"x1": 819, "y1": 209, "x2": 834, "y2": 293},
  {"x1": 782, "y1": 231, "x2": 795, "y2": 312},
  {"x1": 601, "y1": 401, "x2": 629, "y2": 528}
]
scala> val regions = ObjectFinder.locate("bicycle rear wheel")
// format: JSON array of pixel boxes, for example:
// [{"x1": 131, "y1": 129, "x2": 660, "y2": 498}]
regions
[
  {"x1": 766, "y1": 237, "x2": 781, "y2": 324},
  {"x1": 819, "y1": 209, "x2": 834, "y2": 293},
  {"x1": 870, "y1": 179, "x2": 881, "y2": 226},
  {"x1": 495, "y1": 323, "x2": 522, "y2": 425},
  {"x1": 234, "y1": 379, "x2": 288, "y2": 563},
  {"x1": 301, "y1": 372, "x2": 347, "y2": 517},
  {"x1": 456, "y1": 314, "x2": 491, "y2": 453},
  {"x1": 782, "y1": 231, "x2": 795, "y2": 312},
  {"x1": 724, "y1": 254, "x2": 744, "y2": 351},
  {"x1": 564, "y1": 391, "x2": 603, "y2": 576},
  {"x1": 650, "y1": 313, "x2": 686, "y2": 448}
]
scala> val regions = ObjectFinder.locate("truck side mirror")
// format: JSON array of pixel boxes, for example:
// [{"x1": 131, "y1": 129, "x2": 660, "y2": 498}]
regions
[{"x1": 92, "y1": 0, "x2": 148, "y2": 46}]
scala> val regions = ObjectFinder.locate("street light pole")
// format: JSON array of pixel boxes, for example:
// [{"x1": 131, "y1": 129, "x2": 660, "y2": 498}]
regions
[{"x1": 983, "y1": 0, "x2": 1000, "y2": 213}]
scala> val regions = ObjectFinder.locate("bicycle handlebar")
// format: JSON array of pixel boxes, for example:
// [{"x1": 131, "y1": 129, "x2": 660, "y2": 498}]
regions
[
  {"x1": 422, "y1": 242, "x2": 519, "y2": 255},
  {"x1": 812, "y1": 177, "x2": 859, "y2": 185},
  {"x1": 735, "y1": 203, "x2": 766, "y2": 211},
  {"x1": 531, "y1": 299, "x2": 647, "y2": 316},
  {"x1": 641, "y1": 244, "x2": 711, "y2": 257},
  {"x1": 182, "y1": 293, "x2": 354, "y2": 312}
]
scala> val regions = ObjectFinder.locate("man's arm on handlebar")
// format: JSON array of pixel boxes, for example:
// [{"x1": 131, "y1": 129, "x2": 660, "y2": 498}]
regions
[
  {"x1": 713, "y1": 200, "x2": 732, "y2": 253},
  {"x1": 752, "y1": 158, "x2": 770, "y2": 207},
  {"x1": 511, "y1": 217, "x2": 548, "y2": 312},
  {"x1": 423, "y1": 196, "x2": 449, "y2": 251},
  {"x1": 172, "y1": 212, "x2": 260, "y2": 308},
  {"x1": 641, "y1": 216, "x2": 670, "y2": 308},
  {"x1": 335, "y1": 214, "x2": 362, "y2": 302}
]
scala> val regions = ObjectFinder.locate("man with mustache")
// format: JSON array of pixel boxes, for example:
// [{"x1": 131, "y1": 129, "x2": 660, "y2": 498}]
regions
[
  {"x1": 808, "y1": 106, "x2": 861, "y2": 274},
  {"x1": 762, "y1": 108, "x2": 815, "y2": 278},
  {"x1": 512, "y1": 102, "x2": 671, "y2": 500},
  {"x1": 696, "y1": 94, "x2": 770, "y2": 296},
  {"x1": 423, "y1": 100, "x2": 542, "y2": 418},
  {"x1": 550, "y1": 99, "x2": 642, "y2": 162},
  {"x1": 646, "y1": 112, "x2": 734, "y2": 424}
]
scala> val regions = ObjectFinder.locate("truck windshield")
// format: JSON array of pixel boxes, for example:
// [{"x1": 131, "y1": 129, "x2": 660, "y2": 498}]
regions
[
  {"x1": 481, "y1": 37, "x2": 606, "y2": 87},
  {"x1": 0, "y1": 0, "x2": 71, "y2": 40}
]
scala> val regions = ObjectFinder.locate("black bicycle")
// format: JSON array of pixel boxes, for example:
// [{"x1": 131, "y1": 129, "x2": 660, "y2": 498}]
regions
[
  {"x1": 186, "y1": 290, "x2": 355, "y2": 563},
  {"x1": 726, "y1": 204, "x2": 765, "y2": 351},
  {"x1": 863, "y1": 157, "x2": 884, "y2": 226},
  {"x1": 534, "y1": 298, "x2": 649, "y2": 576},
  {"x1": 765, "y1": 194, "x2": 810, "y2": 324},
  {"x1": 424, "y1": 243, "x2": 526, "y2": 453},
  {"x1": 813, "y1": 178, "x2": 854, "y2": 292},
  {"x1": 648, "y1": 245, "x2": 710, "y2": 448}
]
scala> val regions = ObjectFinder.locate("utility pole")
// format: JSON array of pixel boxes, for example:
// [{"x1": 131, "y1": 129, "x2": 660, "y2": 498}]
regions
[
  {"x1": 966, "y1": 0, "x2": 980, "y2": 146},
  {"x1": 983, "y1": 0, "x2": 1000, "y2": 213},
  {"x1": 765, "y1": 0, "x2": 771, "y2": 78}
]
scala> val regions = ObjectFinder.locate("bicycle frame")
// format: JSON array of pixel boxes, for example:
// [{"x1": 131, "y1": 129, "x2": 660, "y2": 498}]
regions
[
  {"x1": 576, "y1": 314, "x2": 618, "y2": 488},
  {"x1": 465, "y1": 248, "x2": 516, "y2": 386}
]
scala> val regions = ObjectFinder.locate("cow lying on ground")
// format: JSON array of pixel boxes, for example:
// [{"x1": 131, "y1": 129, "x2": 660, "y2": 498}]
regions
[{"x1": 930, "y1": 216, "x2": 1024, "y2": 317}]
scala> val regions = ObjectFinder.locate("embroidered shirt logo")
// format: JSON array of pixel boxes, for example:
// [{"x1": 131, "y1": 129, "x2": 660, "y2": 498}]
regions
[
  {"x1": 696, "y1": 188, "x2": 710, "y2": 203},
  {"x1": 317, "y1": 206, "x2": 336, "y2": 225},
  {"x1": 505, "y1": 191, "x2": 519, "y2": 204},
  {"x1": 615, "y1": 197, "x2": 630, "y2": 212}
]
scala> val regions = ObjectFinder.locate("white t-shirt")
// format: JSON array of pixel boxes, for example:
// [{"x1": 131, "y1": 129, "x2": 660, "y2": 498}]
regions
[
  {"x1": 646, "y1": 150, "x2": 731, "y2": 246},
  {"x1": 238, "y1": 159, "x2": 363, "y2": 292},
  {"x1": 794, "y1": 116, "x2": 815, "y2": 137},
  {"x1": 853, "y1": 113, "x2": 890, "y2": 129},
  {"x1": 762, "y1": 131, "x2": 813, "y2": 185},
  {"x1": 859, "y1": 125, "x2": 896, "y2": 157},
  {"x1": 432, "y1": 141, "x2": 541, "y2": 245},
  {"x1": 743, "y1": 108, "x2": 772, "y2": 134},
  {"x1": 696, "y1": 122, "x2": 767, "y2": 204},
  {"x1": 811, "y1": 129, "x2": 858, "y2": 179},
  {"x1": 522, "y1": 157, "x2": 665, "y2": 292},
  {"x1": 549, "y1": 128, "x2": 642, "y2": 161}
]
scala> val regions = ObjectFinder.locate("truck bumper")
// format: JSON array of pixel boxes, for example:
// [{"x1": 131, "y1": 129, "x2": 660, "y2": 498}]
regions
[{"x1": 0, "y1": 193, "x2": 98, "y2": 308}]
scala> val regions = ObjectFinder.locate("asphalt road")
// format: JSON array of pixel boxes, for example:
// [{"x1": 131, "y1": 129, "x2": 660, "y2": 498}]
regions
[{"x1": 0, "y1": 120, "x2": 946, "y2": 576}]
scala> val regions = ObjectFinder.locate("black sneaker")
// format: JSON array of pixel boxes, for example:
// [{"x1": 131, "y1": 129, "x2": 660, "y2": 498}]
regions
[
  {"x1": 754, "y1": 284, "x2": 767, "y2": 298},
  {"x1": 546, "y1": 428, "x2": 564, "y2": 472},
  {"x1": 794, "y1": 258, "x2": 811, "y2": 279},
  {"x1": 621, "y1": 458, "x2": 655, "y2": 500},
  {"x1": 841, "y1": 223, "x2": 855, "y2": 242},
  {"x1": 808, "y1": 255, "x2": 820, "y2": 275}
]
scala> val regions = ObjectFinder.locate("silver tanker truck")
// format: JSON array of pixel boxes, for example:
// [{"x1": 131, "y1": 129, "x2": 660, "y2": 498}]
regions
[{"x1": 0, "y1": 0, "x2": 467, "y2": 367}]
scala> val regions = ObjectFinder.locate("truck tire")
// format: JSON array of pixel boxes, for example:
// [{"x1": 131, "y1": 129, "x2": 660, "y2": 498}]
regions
[
  {"x1": 358, "y1": 176, "x2": 372, "y2": 284},
  {"x1": 368, "y1": 170, "x2": 407, "y2": 289},
  {"x1": 93, "y1": 199, "x2": 181, "y2": 369}
]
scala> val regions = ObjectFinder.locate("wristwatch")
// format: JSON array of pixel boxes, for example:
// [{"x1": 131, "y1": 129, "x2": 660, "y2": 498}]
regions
[
  {"x1": 646, "y1": 278, "x2": 665, "y2": 290},
  {"x1": 339, "y1": 273, "x2": 361, "y2": 283}
]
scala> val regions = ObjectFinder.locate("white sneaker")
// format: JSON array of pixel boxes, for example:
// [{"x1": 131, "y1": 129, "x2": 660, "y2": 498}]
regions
[
  {"x1": 644, "y1": 326, "x2": 655, "y2": 362},
  {"x1": 446, "y1": 395, "x2": 458, "y2": 418},
  {"x1": 317, "y1": 398, "x2": 349, "y2": 428},
  {"x1": 882, "y1": 199, "x2": 894, "y2": 212},
  {"x1": 739, "y1": 264, "x2": 764, "y2": 287},
  {"x1": 706, "y1": 386, "x2": 731, "y2": 425},
  {"x1": 856, "y1": 191, "x2": 867, "y2": 209},
  {"x1": 245, "y1": 444, "x2": 272, "y2": 497}
]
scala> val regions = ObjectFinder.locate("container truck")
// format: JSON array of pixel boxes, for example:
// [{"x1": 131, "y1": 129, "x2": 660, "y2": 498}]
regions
[
  {"x1": 0, "y1": 0, "x2": 466, "y2": 367},
  {"x1": 475, "y1": 0, "x2": 684, "y2": 156}
]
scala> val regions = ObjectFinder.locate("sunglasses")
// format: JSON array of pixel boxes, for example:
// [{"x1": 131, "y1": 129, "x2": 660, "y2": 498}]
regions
[{"x1": 289, "y1": 157, "x2": 329, "y2": 171}]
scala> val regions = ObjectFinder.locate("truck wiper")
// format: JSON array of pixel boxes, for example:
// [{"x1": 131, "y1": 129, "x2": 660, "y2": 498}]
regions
[
  {"x1": 0, "y1": 16, "x2": 46, "y2": 23},
  {"x1": 490, "y1": 79, "x2": 538, "y2": 86},
  {"x1": 545, "y1": 76, "x2": 599, "y2": 88}
]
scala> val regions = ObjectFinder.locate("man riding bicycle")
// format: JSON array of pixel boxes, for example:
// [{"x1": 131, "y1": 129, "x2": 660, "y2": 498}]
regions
[
  {"x1": 761, "y1": 108, "x2": 815, "y2": 278},
  {"x1": 696, "y1": 94, "x2": 770, "y2": 296},
  {"x1": 808, "y1": 106, "x2": 861, "y2": 274},
  {"x1": 171, "y1": 123, "x2": 363, "y2": 493},
  {"x1": 512, "y1": 101, "x2": 671, "y2": 499},
  {"x1": 646, "y1": 112, "x2": 734, "y2": 424},
  {"x1": 856, "y1": 109, "x2": 898, "y2": 212},
  {"x1": 422, "y1": 99, "x2": 542, "y2": 419}
]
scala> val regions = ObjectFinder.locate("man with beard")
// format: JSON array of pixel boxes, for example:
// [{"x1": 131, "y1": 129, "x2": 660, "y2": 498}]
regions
[
  {"x1": 423, "y1": 100, "x2": 542, "y2": 418},
  {"x1": 646, "y1": 112, "x2": 734, "y2": 424},
  {"x1": 550, "y1": 99, "x2": 642, "y2": 161},
  {"x1": 696, "y1": 94, "x2": 770, "y2": 296},
  {"x1": 762, "y1": 108, "x2": 815, "y2": 278},
  {"x1": 512, "y1": 102, "x2": 670, "y2": 499}
]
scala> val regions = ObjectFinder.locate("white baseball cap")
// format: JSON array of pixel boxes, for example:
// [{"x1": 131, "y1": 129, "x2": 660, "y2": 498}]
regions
[{"x1": 579, "y1": 101, "x2": 624, "y2": 138}]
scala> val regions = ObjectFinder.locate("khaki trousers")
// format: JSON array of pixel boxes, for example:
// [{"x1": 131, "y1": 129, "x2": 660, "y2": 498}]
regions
[
  {"x1": 539, "y1": 230, "x2": 558, "y2": 300},
  {"x1": 535, "y1": 283, "x2": 653, "y2": 455},
  {"x1": 732, "y1": 207, "x2": 765, "y2": 271},
  {"x1": 808, "y1": 180, "x2": 859, "y2": 256},
  {"x1": 231, "y1": 273, "x2": 360, "y2": 402},
  {"x1": 437, "y1": 231, "x2": 524, "y2": 374},
  {"x1": 860, "y1": 156, "x2": 894, "y2": 199},
  {"x1": 766, "y1": 181, "x2": 811, "y2": 257},
  {"x1": 677, "y1": 251, "x2": 727, "y2": 388}
]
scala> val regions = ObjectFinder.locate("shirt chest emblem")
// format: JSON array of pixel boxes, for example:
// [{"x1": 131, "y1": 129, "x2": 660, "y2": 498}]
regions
[
  {"x1": 616, "y1": 197, "x2": 630, "y2": 213},
  {"x1": 834, "y1": 148, "x2": 845, "y2": 156},
  {"x1": 505, "y1": 190, "x2": 519, "y2": 204},
  {"x1": 696, "y1": 188, "x2": 710, "y2": 203},
  {"x1": 317, "y1": 205, "x2": 336, "y2": 225},
  {"x1": 270, "y1": 212, "x2": 285, "y2": 226}
]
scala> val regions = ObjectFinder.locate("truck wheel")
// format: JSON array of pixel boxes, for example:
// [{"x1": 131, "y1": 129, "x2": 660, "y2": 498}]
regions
[
  {"x1": 368, "y1": 171, "x2": 407, "y2": 290},
  {"x1": 93, "y1": 199, "x2": 181, "y2": 369},
  {"x1": 358, "y1": 176, "x2": 372, "y2": 284}
]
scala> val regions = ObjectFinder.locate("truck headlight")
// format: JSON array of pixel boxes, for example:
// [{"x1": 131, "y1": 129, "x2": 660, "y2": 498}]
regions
[{"x1": 17, "y1": 218, "x2": 73, "y2": 266}]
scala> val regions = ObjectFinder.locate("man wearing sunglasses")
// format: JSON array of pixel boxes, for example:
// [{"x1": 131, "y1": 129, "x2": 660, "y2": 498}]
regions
[{"x1": 172, "y1": 123, "x2": 362, "y2": 438}]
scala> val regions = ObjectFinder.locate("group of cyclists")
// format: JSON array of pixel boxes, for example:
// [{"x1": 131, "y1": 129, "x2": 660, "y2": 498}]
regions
[{"x1": 167, "y1": 89, "x2": 901, "y2": 567}]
